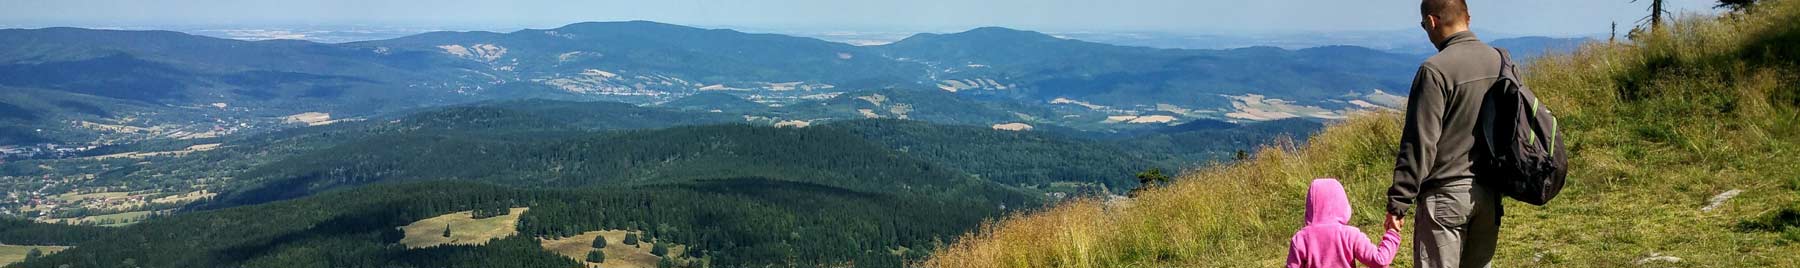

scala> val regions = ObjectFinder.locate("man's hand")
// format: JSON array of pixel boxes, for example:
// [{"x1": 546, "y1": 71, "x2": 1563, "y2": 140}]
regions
[{"x1": 1384, "y1": 213, "x2": 1404, "y2": 231}]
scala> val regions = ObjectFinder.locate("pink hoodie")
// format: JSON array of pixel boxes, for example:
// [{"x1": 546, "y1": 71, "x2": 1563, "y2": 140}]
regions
[{"x1": 1286, "y1": 178, "x2": 1402, "y2": 268}]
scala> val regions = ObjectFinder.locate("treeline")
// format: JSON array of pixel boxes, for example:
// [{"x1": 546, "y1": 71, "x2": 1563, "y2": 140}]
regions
[
  {"x1": 14, "y1": 179, "x2": 998, "y2": 268},
  {"x1": 824, "y1": 119, "x2": 1158, "y2": 189},
  {"x1": 0, "y1": 217, "x2": 115, "y2": 245},
  {"x1": 2, "y1": 98, "x2": 740, "y2": 209},
  {"x1": 40, "y1": 201, "x2": 184, "y2": 219},
  {"x1": 220, "y1": 123, "x2": 1037, "y2": 208},
  {"x1": 1113, "y1": 118, "x2": 1324, "y2": 164},
  {"x1": 821, "y1": 118, "x2": 1323, "y2": 190},
  {"x1": 468, "y1": 206, "x2": 511, "y2": 219},
  {"x1": 517, "y1": 178, "x2": 989, "y2": 266}
]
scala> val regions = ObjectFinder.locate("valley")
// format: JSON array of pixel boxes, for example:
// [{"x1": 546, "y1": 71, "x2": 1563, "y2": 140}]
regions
[
  {"x1": 0, "y1": 19, "x2": 1590, "y2": 268},
  {"x1": 1, "y1": 20, "x2": 1579, "y2": 150}
]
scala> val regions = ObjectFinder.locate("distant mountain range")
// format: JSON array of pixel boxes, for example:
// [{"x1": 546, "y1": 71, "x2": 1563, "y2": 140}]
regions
[
  {"x1": 1032, "y1": 29, "x2": 1593, "y2": 54},
  {"x1": 0, "y1": 20, "x2": 1595, "y2": 268},
  {"x1": 0, "y1": 21, "x2": 1591, "y2": 147}
]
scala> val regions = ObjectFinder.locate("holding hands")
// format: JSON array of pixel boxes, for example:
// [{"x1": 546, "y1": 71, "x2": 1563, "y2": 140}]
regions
[{"x1": 1384, "y1": 213, "x2": 1404, "y2": 232}]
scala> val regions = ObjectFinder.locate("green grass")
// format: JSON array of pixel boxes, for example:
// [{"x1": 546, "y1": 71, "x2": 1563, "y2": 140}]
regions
[
  {"x1": 397, "y1": 207, "x2": 530, "y2": 248},
  {"x1": 45, "y1": 210, "x2": 153, "y2": 226},
  {"x1": 0, "y1": 245, "x2": 67, "y2": 266},
  {"x1": 923, "y1": 1, "x2": 1800, "y2": 267},
  {"x1": 538, "y1": 230, "x2": 691, "y2": 268}
]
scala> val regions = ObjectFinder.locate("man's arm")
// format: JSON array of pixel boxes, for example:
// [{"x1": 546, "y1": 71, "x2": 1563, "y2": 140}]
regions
[{"x1": 1387, "y1": 65, "x2": 1448, "y2": 217}]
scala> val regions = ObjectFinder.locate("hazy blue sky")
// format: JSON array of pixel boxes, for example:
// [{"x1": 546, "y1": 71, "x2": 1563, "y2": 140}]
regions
[{"x1": 0, "y1": 0, "x2": 1723, "y2": 36}]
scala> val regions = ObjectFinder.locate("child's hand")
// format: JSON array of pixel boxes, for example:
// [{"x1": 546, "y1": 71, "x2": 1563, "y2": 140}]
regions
[{"x1": 1384, "y1": 214, "x2": 1404, "y2": 231}]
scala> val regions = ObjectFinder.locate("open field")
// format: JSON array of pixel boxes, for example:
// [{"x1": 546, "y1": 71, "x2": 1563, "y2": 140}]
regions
[
  {"x1": 44, "y1": 210, "x2": 153, "y2": 226},
  {"x1": 51, "y1": 191, "x2": 130, "y2": 202},
  {"x1": 398, "y1": 207, "x2": 529, "y2": 248},
  {"x1": 85, "y1": 143, "x2": 222, "y2": 160},
  {"x1": 0, "y1": 245, "x2": 67, "y2": 266},
  {"x1": 150, "y1": 190, "x2": 215, "y2": 204},
  {"x1": 539, "y1": 230, "x2": 689, "y2": 268}
]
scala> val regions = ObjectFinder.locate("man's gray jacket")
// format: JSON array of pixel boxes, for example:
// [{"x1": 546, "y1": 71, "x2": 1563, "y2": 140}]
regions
[{"x1": 1386, "y1": 31, "x2": 1503, "y2": 216}]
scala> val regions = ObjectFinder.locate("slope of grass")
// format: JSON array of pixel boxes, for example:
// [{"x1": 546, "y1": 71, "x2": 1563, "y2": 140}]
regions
[
  {"x1": 0, "y1": 245, "x2": 67, "y2": 266},
  {"x1": 538, "y1": 230, "x2": 690, "y2": 268},
  {"x1": 397, "y1": 207, "x2": 530, "y2": 248},
  {"x1": 922, "y1": 1, "x2": 1800, "y2": 267}
]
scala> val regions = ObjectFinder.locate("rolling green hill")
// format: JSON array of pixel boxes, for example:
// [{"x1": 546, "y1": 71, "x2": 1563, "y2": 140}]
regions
[
  {"x1": 772, "y1": 88, "x2": 1081, "y2": 126},
  {"x1": 1, "y1": 99, "x2": 741, "y2": 209},
  {"x1": 218, "y1": 122, "x2": 1038, "y2": 208},
  {"x1": 3, "y1": 95, "x2": 1324, "y2": 267},
  {"x1": 14, "y1": 98, "x2": 1151, "y2": 267},
  {"x1": 656, "y1": 92, "x2": 769, "y2": 114},
  {"x1": 11, "y1": 180, "x2": 1012, "y2": 268},
  {"x1": 878, "y1": 27, "x2": 1425, "y2": 108},
  {"x1": 353, "y1": 20, "x2": 930, "y2": 87},
  {"x1": 1113, "y1": 118, "x2": 1326, "y2": 165},
  {"x1": 922, "y1": 1, "x2": 1800, "y2": 267},
  {"x1": 824, "y1": 119, "x2": 1157, "y2": 189}
]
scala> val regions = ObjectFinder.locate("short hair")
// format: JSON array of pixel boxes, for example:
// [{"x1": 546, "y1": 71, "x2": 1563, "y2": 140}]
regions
[{"x1": 1421, "y1": 0, "x2": 1469, "y2": 24}]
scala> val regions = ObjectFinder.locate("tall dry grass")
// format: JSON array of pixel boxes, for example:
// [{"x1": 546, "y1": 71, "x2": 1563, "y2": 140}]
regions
[
  {"x1": 925, "y1": 113, "x2": 1404, "y2": 267},
  {"x1": 924, "y1": 0, "x2": 1800, "y2": 266}
]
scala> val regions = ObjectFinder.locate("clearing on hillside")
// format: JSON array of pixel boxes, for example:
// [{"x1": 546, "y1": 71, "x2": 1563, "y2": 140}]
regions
[
  {"x1": 539, "y1": 230, "x2": 690, "y2": 268},
  {"x1": 45, "y1": 210, "x2": 155, "y2": 226},
  {"x1": 150, "y1": 190, "x2": 215, "y2": 204},
  {"x1": 398, "y1": 207, "x2": 530, "y2": 248},
  {"x1": 0, "y1": 245, "x2": 68, "y2": 266},
  {"x1": 51, "y1": 191, "x2": 131, "y2": 202}
]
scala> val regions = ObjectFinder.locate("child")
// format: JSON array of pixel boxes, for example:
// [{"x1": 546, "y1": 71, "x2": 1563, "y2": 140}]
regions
[{"x1": 1286, "y1": 178, "x2": 1402, "y2": 268}]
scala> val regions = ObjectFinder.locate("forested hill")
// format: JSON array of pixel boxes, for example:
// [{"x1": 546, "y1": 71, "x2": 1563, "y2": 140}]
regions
[
  {"x1": 219, "y1": 123, "x2": 1039, "y2": 208},
  {"x1": 3, "y1": 89, "x2": 1321, "y2": 268},
  {"x1": 923, "y1": 1, "x2": 1800, "y2": 266},
  {"x1": 15, "y1": 180, "x2": 1011, "y2": 267},
  {"x1": 193, "y1": 98, "x2": 1310, "y2": 208},
  {"x1": 825, "y1": 119, "x2": 1152, "y2": 188},
  {"x1": 6, "y1": 98, "x2": 1195, "y2": 268}
]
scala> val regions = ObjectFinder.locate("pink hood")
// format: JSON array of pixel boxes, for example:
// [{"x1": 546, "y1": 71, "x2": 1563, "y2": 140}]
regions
[
  {"x1": 1304, "y1": 178, "x2": 1352, "y2": 226},
  {"x1": 1286, "y1": 178, "x2": 1401, "y2": 268}
]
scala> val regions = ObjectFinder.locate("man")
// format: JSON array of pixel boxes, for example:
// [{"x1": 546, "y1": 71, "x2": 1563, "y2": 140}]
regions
[{"x1": 1384, "y1": 0, "x2": 1506, "y2": 267}]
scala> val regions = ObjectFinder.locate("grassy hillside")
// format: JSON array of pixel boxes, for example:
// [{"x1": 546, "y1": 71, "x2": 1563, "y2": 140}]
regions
[
  {"x1": 0, "y1": 245, "x2": 66, "y2": 267},
  {"x1": 538, "y1": 230, "x2": 692, "y2": 268},
  {"x1": 397, "y1": 207, "x2": 530, "y2": 248},
  {"x1": 922, "y1": 1, "x2": 1800, "y2": 267}
]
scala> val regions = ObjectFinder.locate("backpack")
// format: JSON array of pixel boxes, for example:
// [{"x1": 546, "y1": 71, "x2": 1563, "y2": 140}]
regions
[{"x1": 1474, "y1": 48, "x2": 1568, "y2": 206}]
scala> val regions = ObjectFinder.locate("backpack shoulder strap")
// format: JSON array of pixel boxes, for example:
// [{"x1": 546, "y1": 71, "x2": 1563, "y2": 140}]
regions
[{"x1": 1494, "y1": 47, "x2": 1518, "y2": 79}]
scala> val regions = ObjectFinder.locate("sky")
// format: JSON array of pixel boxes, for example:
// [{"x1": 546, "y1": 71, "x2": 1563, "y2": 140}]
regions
[{"x1": 0, "y1": 0, "x2": 1725, "y2": 37}]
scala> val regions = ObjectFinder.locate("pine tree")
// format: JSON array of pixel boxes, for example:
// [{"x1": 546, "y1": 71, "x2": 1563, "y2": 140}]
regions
[
  {"x1": 1633, "y1": 0, "x2": 1669, "y2": 32},
  {"x1": 592, "y1": 235, "x2": 608, "y2": 248},
  {"x1": 651, "y1": 242, "x2": 669, "y2": 256},
  {"x1": 442, "y1": 223, "x2": 452, "y2": 238},
  {"x1": 624, "y1": 233, "x2": 640, "y2": 246},
  {"x1": 1131, "y1": 168, "x2": 1171, "y2": 197},
  {"x1": 587, "y1": 250, "x2": 606, "y2": 263},
  {"x1": 1718, "y1": 0, "x2": 1758, "y2": 11},
  {"x1": 23, "y1": 248, "x2": 42, "y2": 260},
  {"x1": 657, "y1": 257, "x2": 675, "y2": 268}
]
